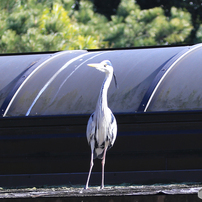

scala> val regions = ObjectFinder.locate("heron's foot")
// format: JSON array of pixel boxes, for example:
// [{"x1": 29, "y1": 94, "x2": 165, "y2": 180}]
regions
[
  {"x1": 100, "y1": 185, "x2": 104, "y2": 189},
  {"x1": 84, "y1": 186, "x2": 88, "y2": 190}
]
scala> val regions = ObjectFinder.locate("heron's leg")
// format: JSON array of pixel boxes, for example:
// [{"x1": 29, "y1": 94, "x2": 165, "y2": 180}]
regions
[
  {"x1": 101, "y1": 147, "x2": 107, "y2": 189},
  {"x1": 85, "y1": 151, "x2": 94, "y2": 189}
]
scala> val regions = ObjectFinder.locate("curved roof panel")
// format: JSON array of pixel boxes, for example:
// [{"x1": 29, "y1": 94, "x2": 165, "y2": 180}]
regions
[
  {"x1": 0, "y1": 45, "x2": 200, "y2": 117},
  {"x1": 146, "y1": 44, "x2": 202, "y2": 112},
  {"x1": 0, "y1": 54, "x2": 51, "y2": 109}
]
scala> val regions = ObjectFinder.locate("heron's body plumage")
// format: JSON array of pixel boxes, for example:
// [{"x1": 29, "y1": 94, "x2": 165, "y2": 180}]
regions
[{"x1": 87, "y1": 107, "x2": 117, "y2": 159}]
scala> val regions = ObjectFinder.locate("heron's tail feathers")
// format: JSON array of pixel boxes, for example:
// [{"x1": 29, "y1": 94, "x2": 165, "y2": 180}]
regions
[
  {"x1": 93, "y1": 145, "x2": 112, "y2": 159},
  {"x1": 93, "y1": 148, "x2": 104, "y2": 159}
]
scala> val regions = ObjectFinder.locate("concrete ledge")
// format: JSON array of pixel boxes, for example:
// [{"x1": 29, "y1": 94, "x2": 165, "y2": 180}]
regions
[{"x1": 0, "y1": 183, "x2": 201, "y2": 201}]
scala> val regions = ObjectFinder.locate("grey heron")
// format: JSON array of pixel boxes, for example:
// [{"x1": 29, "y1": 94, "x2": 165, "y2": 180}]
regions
[{"x1": 85, "y1": 60, "x2": 117, "y2": 189}]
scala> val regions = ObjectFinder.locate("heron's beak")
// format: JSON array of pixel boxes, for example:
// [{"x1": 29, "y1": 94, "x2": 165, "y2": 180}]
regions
[{"x1": 87, "y1": 63, "x2": 101, "y2": 68}]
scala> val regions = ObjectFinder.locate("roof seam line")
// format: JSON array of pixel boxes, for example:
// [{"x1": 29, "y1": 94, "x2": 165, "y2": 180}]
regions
[
  {"x1": 143, "y1": 43, "x2": 202, "y2": 112},
  {"x1": 25, "y1": 51, "x2": 106, "y2": 116},
  {"x1": 2, "y1": 51, "x2": 72, "y2": 117}
]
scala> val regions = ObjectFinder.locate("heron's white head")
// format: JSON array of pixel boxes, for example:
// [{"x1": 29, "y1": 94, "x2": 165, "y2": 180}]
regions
[
  {"x1": 87, "y1": 60, "x2": 118, "y2": 88},
  {"x1": 87, "y1": 60, "x2": 113, "y2": 74}
]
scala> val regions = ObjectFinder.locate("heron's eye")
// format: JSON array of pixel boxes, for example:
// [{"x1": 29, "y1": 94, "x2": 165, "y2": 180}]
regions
[{"x1": 104, "y1": 64, "x2": 107, "y2": 67}]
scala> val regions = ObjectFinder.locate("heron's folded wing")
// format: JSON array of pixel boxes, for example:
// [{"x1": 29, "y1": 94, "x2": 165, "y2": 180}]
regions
[
  {"x1": 86, "y1": 113, "x2": 95, "y2": 144},
  {"x1": 108, "y1": 113, "x2": 117, "y2": 148}
]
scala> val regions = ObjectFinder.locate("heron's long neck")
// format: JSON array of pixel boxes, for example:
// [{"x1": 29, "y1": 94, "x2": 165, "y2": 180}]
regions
[{"x1": 96, "y1": 72, "x2": 113, "y2": 111}]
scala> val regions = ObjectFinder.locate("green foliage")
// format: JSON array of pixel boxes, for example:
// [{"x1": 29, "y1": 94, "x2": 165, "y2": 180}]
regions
[
  {"x1": 0, "y1": 0, "x2": 199, "y2": 53},
  {"x1": 72, "y1": 1, "x2": 108, "y2": 48},
  {"x1": 104, "y1": 0, "x2": 193, "y2": 47},
  {"x1": 0, "y1": 0, "x2": 103, "y2": 53}
]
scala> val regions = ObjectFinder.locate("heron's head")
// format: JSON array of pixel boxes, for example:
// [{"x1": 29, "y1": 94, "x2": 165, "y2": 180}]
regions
[
  {"x1": 87, "y1": 60, "x2": 118, "y2": 88},
  {"x1": 87, "y1": 60, "x2": 113, "y2": 74}
]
